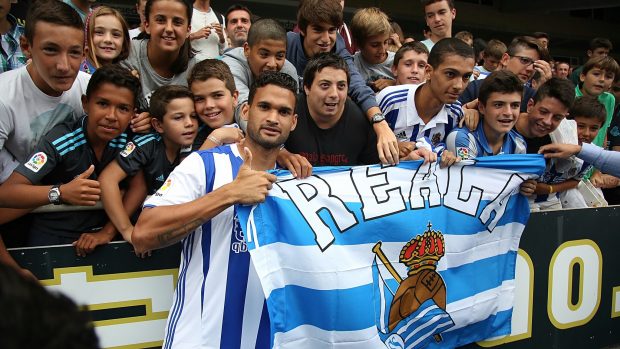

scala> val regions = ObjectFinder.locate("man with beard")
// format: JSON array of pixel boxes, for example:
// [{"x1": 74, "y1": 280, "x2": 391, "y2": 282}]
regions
[
  {"x1": 224, "y1": 4, "x2": 252, "y2": 49},
  {"x1": 131, "y1": 72, "x2": 298, "y2": 348}
]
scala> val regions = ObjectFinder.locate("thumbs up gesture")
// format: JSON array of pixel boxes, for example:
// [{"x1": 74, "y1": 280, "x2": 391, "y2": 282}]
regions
[
  {"x1": 60, "y1": 165, "x2": 101, "y2": 206},
  {"x1": 231, "y1": 147, "x2": 277, "y2": 205}
]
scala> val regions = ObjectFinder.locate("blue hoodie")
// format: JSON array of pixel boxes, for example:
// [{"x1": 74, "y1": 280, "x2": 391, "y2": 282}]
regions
[{"x1": 286, "y1": 31, "x2": 379, "y2": 114}]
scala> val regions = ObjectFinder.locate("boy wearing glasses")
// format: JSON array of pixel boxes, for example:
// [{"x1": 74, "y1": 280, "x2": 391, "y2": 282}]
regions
[{"x1": 459, "y1": 36, "x2": 552, "y2": 112}]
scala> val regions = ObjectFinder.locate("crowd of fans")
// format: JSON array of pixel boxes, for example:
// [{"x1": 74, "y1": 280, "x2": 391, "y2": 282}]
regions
[{"x1": 1, "y1": 0, "x2": 619, "y2": 346}]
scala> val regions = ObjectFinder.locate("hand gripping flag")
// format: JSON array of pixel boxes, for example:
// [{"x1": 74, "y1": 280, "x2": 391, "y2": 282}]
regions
[{"x1": 237, "y1": 155, "x2": 545, "y2": 349}]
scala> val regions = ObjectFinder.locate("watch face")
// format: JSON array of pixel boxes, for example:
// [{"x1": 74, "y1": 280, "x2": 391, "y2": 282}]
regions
[
  {"x1": 373, "y1": 114, "x2": 385, "y2": 123},
  {"x1": 49, "y1": 188, "x2": 60, "y2": 203}
]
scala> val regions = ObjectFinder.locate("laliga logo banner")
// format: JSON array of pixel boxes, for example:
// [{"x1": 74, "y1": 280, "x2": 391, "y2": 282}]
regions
[{"x1": 237, "y1": 155, "x2": 545, "y2": 349}]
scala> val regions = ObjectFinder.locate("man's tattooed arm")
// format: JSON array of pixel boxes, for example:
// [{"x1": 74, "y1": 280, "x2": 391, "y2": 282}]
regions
[{"x1": 155, "y1": 219, "x2": 205, "y2": 248}]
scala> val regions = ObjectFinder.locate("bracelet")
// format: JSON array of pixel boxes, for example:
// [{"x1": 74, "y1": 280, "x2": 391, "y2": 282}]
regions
[
  {"x1": 207, "y1": 135, "x2": 222, "y2": 146},
  {"x1": 549, "y1": 185, "x2": 554, "y2": 194}
]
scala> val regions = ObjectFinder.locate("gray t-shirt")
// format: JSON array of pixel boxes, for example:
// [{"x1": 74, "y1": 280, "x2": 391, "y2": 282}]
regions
[
  {"x1": 353, "y1": 51, "x2": 395, "y2": 84},
  {"x1": 122, "y1": 40, "x2": 195, "y2": 110}
]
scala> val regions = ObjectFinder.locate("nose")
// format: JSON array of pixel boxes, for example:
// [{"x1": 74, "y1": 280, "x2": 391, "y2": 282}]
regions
[
  {"x1": 205, "y1": 97, "x2": 215, "y2": 109},
  {"x1": 327, "y1": 85, "x2": 339, "y2": 98},
  {"x1": 501, "y1": 104, "x2": 512, "y2": 115},
  {"x1": 265, "y1": 56, "x2": 277, "y2": 70},
  {"x1": 103, "y1": 31, "x2": 113, "y2": 43},
  {"x1": 105, "y1": 106, "x2": 118, "y2": 121},
  {"x1": 164, "y1": 19, "x2": 173, "y2": 33},
  {"x1": 56, "y1": 53, "x2": 70, "y2": 73},
  {"x1": 184, "y1": 115, "x2": 195, "y2": 127},
  {"x1": 320, "y1": 31, "x2": 330, "y2": 43}
]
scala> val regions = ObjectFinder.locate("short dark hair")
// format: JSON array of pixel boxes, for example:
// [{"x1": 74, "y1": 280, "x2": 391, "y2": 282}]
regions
[
  {"x1": 149, "y1": 85, "x2": 194, "y2": 122},
  {"x1": 581, "y1": 56, "x2": 620, "y2": 79},
  {"x1": 86, "y1": 65, "x2": 142, "y2": 108},
  {"x1": 0, "y1": 264, "x2": 99, "y2": 349},
  {"x1": 248, "y1": 71, "x2": 298, "y2": 105},
  {"x1": 507, "y1": 36, "x2": 549, "y2": 62},
  {"x1": 427, "y1": 38, "x2": 474, "y2": 69},
  {"x1": 25, "y1": 0, "x2": 84, "y2": 43},
  {"x1": 532, "y1": 32, "x2": 549, "y2": 40},
  {"x1": 188, "y1": 59, "x2": 237, "y2": 95},
  {"x1": 589, "y1": 37, "x2": 613, "y2": 52},
  {"x1": 247, "y1": 18, "x2": 287, "y2": 47},
  {"x1": 144, "y1": 0, "x2": 194, "y2": 74},
  {"x1": 570, "y1": 96, "x2": 607, "y2": 125},
  {"x1": 393, "y1": 41, "x2": 429, "y2": 67},
  {"x1": 225, "y1": 4, "x2": 252, "y2": 26},
  {"x1": 479, "y1": 70, "x2": 523, "y2": 105},
  {"x1": 303, "y1": 53, "x2": 349, "y2": 89},
  {"x1": 421, "y1": 0, "x2": 455, "y2": 10},
  {"x1": 532, "y1": 77, "x2": 575, "y2": 110},
  {"x1": 297, "y1": 0, "x2": 343, "y2": 34}
]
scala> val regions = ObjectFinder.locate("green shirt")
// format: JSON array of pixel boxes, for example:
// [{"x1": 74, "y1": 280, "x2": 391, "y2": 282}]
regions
[{"x1": 575, "y1": 86, "x2": 615, "y2": 147}]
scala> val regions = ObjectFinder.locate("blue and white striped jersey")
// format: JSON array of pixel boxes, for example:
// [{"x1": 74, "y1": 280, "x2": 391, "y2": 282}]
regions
[
  {"x1": 144, "y1": 145, "x2": 270, "y2": 349},
  {"x1": 445, "y1": 123, "x2": 527, "y2": 160},
  {"x1": 377, "y1": 83, "x2": 464, "y2": 151}
]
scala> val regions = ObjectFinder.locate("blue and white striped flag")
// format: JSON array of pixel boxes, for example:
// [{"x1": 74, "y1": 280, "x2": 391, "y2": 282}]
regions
[{"x1": 238, "y1": 155, "x2": 545, "y2": 348}]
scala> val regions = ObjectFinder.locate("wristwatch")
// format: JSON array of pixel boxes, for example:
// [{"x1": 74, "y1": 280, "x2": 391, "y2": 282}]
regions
[
  {"x1": 371, "y1": 112, "x2": 385, "y2": 124},
  {"x1": 48, "y1": 184, "x2": 62, "y2": 205}
]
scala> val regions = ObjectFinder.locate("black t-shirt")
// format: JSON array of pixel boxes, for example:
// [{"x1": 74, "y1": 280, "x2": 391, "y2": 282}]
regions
[
  {"x1": 117, "y1": 133, "x2": 191, "y2": 194},
  {"x1": 285, "y1": 94, "x2": 379, "y2": 166},
  {"x1": 15, "y1": 116, "x2": 128, "y2": 240},
  {"x1": 608, "y1": 105, "x2": 620, "y2": 149},
  {"x1": 523, "y1": 134, "x2": 552, "y2": 154}
]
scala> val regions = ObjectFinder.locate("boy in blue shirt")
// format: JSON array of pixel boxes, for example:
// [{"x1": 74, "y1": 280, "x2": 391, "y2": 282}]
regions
[
  {"x1": 446, "y1": 70, "x2": 526, "y2": 159},
  {"x1": 99, "y1": 85, "x2": 199, "y2": 242},
  {"x1": 0, "y1": 65, "x2": 141, "y2": 253}
]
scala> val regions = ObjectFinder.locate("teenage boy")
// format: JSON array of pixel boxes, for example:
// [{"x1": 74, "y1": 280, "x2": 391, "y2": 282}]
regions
[
  {"x1": 222, "y1": 18, "x2": 298, "y2": 130},
  {"x1": 225, "y1": 4, "x2": 252, "y2": 49},
  {"x1": 377, "y1": 38, "x2": 473, "y2": 158},
  {"x1": 0, "y1": 1, "x2": 90, "y2": 183},
  {"x1": 0, "y1": 0, "x2": 27, "y2": 73},
  {"x1": 131, "y1": 72, "x2": 298, "y2": 349},
  {"x1": 287, "y1": 0, "x2": 398, "y2": 165},
  {"x1": 460, "y1": 36, "x2": 552, "y2": 112},
  {"x1": 391, "y1": 41, "x2": 429, "y2": 86},
  {"x1": 350, "y1": 7, "x2": 395, "y2": 92},
  {"x1": 446, "y1": 70, "x2": 526, "y2": 159},
  {"x1": 0, "y1": 65, "x2": 142, "y2": 251},
  {"x1": 575, "y1": 55, "x2": 619, "y2": 148},
  {"x1": 570, "y1": 37, "x2": 613, "y2": 86},
  {"x1": 189, "y1": 59, "x2": 244, "y2": 150},
  {"x1": 420, "y1": 0, "x2": 456, "y2": 51},
  {"x1": 284, "y1": 53, "x2": 379, "y2": 166},
  {"x1": 100, "y1": 85, "x2": 198, "y2": 242},
  {"x1": 471, "y1": 39, "x2": 506, "y2": 81}
]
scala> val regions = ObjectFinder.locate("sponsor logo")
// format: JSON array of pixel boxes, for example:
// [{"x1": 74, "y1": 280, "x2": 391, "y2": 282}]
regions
[
  {"x1": 457, "y1": 147, "x2": 469, "y2": 160},
  {"x1": 121, "y1": 142, "x2": 136, "y2": 157},
  {"x1": 154, "y1": 178, "x2": 172, "y2": 197},
  {"x1": 25, "y1": 152, "x2": 47, "y2": 172}
]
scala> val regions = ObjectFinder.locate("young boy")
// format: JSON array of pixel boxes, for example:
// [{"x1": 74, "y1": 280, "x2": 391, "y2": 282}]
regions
[
  {"x1": 189, "y1": 59, "x2": 244, "y2": 150},
  {"x1": 99, "y1": 85, "x2": 198, "y2": 241},
  {"x1": 576, "y1": 55, "x2": 619, "y2": 148},
  {"x1": 391, "y1": 41, "x2": 429, "y2": 85},
  {"x1": 446, "y1": 70, "x2": 526, "y2": 159},
  {"x1": 0, "y1": 0, "x2": 90, "y2": 183},
  {"x1": 287, "y1": 0, "x2": 398, "y2": 165},
  {"x1": 0, "y1": 65, "x2": 141, "y2": 250},
  {"x1": 222, "y1": 18, "x2": 298, "y2": 130},
  {"x1": 350, "y1": 7, "x2": 395, "y2": 92},
  {"x1": 377, "y1": 38, "x2": 473, "y2": 162},
  {"x1": 472, "y1": 39, "x2": 506, "y2": 81}
]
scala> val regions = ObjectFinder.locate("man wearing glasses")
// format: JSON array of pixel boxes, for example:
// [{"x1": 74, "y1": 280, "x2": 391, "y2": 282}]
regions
[{"x1": 459, "y1": 36, "x2": 552, "y2": 112}]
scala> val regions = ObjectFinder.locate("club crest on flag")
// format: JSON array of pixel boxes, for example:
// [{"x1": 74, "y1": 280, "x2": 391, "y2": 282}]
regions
[{"x1": 372, "y1": 222, "x2": 454, "y2": 349}]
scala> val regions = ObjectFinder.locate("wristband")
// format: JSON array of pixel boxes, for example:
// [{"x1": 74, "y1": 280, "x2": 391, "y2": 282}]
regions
[
  {"x1": 207, "y1": 135, "x2": 222, "y2": 146},
  {"x1": 549, "y1": 185, "x2": 554, "y2": 194}
]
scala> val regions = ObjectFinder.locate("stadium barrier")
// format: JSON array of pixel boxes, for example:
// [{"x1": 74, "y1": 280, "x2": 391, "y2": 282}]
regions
[{"x1": 8, "y1": 206, "x2": 620, "y2": 349}]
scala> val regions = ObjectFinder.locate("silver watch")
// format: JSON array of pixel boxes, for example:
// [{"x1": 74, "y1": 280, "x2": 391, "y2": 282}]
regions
[
  {"x1": 48, "y1": 184, "x2": 62, "y2": 205},
  {"x1": 371, "y1": 112, "x2": 385, "y2": 124}
]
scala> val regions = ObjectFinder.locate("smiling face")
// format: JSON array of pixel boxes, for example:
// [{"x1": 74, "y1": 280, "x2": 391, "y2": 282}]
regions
[
  {"x1": 145, "y1": 0, "x2": 189, "y2": 56},
  {"x1": 427, "y1": 53, "x2": 474, "y2": 104},
  {"x1": 580, "y1": 68, "x2": 615, "y2": 97},
  {"x1": 226, "y1": 9, "x2": 251, "y2": 48},
  {"x1": 153, "y1": 97, "x2": 198, "y2": 147},
  {"x1": 574, "y1": 116, "x2": 603, "y2": 144},
  {"x1": 191, "y1": 78, "x2": 238, "y2": 129},
  {"x1": 555, "y1": 62, "x2": 570, "y2": 79},
  {"x1": 24, "y1": 21, "x2": 84, "y2": 97},
  {"x1": 243, "y1": 84, "x2": 297, "y2": 149},
  {"x1": 304, "y1": 67, "x2": 348, "y2": 127},
  {"x1": 479, "y1": 92, "x2": 522, "y2": 137},
  {"x1": 244, "y1": 39, "x2": 287, "y2": 78},
  {"x1": 92, "y1": 14, "x2": 124, "y2": 64},
  {"x1": 360, "y1": 33, "x2": 390, "y2": 65},
  {"x1": 301, "y1": 22, "x2": 338, "y2": 58},
  {"x1": 392, "y1": 50, "x2": 428, "y2": 85},
  {"x1": 522, "y1": 97, "x2": 569, "y2": 138},
  {"x1": 424, "y1": 0, "x2": 455, "y2": 40},
  {"x1": 83, "y1": 82, "x2": 135, "y2": 143}
]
